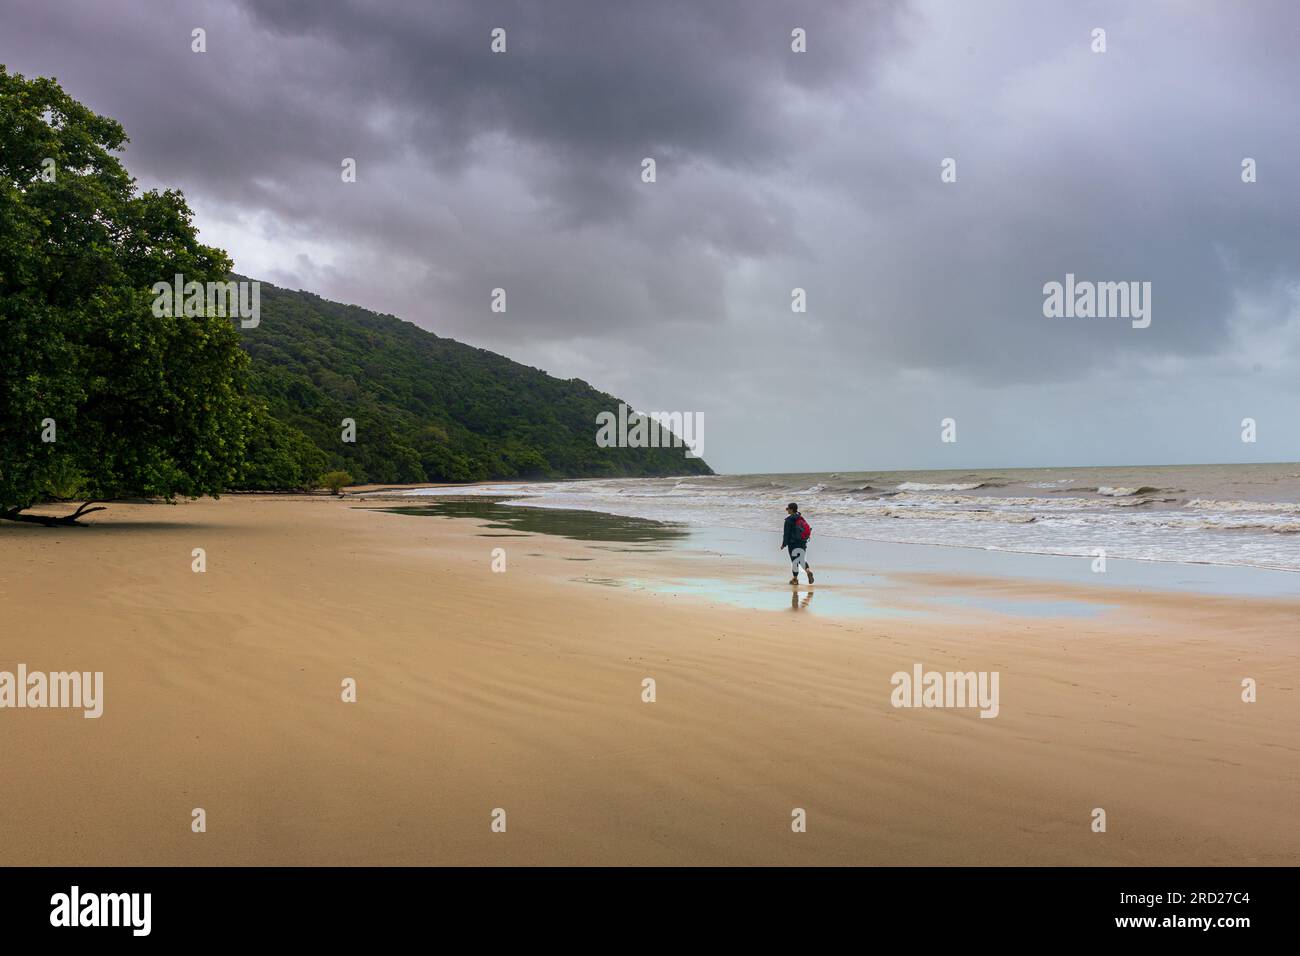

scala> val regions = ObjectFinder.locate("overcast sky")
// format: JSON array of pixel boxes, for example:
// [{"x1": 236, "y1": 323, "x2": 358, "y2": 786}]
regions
[{"x1": 4, "y1": 0, "x2": 1298, "y2": 473}]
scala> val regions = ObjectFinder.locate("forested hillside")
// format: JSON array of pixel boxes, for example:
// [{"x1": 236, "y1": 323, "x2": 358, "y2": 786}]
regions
[{"x1": 237, "y1": 282, "x2": 712, "y2": 487}]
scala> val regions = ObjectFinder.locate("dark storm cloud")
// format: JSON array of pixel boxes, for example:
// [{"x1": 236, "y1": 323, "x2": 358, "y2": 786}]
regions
[
  {"x1": 0, "y1": 0, "x2": 903, "y2": 330},
  {"x1": 238, "y1": 0, "x2": 893, "y2": 165},
  {"x1": 4, "y1": 0, "x2": 900, "y2": 216}
]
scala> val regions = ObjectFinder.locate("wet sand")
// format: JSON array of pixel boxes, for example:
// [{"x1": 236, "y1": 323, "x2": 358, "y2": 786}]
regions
[{"x1": 0, "y1": 494, "x2": 1296, "y2": 865}]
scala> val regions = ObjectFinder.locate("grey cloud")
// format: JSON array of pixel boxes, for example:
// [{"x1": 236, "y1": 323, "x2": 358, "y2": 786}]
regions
[{"x1": 2, "y1": 0, "x2": 1299, "y2": 470}]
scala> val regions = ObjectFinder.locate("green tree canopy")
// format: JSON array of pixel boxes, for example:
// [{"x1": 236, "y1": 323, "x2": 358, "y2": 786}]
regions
[{"x1": 0, "y1": 68, "x2": 249, "y2": 524}]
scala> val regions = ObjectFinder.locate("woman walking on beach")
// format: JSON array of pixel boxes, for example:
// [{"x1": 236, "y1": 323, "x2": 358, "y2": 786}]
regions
[{"x1": 780, "y1": 502, "x2": 814, "y2": 586}]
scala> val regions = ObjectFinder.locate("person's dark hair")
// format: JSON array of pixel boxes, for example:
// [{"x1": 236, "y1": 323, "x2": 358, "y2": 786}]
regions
[{"x1": 787, "y1": 502, "x2": 798, "y2": 512}]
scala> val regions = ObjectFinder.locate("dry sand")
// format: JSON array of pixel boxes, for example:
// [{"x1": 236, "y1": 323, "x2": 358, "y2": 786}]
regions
[{"x1": 1, "y1": 494, "x2": 1296, "y2": 865}]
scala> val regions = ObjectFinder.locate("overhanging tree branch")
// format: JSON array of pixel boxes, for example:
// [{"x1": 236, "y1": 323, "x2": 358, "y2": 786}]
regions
[{"x1": 0, "y1": 500, "x2": 108, "y2": 526}]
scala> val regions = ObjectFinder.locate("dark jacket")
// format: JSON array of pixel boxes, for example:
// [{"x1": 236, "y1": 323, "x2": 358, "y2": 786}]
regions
[{"x1": 782, "y1": 512, "x2": 808, "y2": 550}]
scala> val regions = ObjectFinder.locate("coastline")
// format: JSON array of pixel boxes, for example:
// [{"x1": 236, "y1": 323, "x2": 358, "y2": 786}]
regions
[
  {"x1": 379, "y1": 466, "x2": 1300, "y2": 576},
  {"x1": 370, "y1": 486, "x2": 1300, "y2": 601},
  {"x1": 1, "y1": 494, "x2": 1297, "y2": 865}
]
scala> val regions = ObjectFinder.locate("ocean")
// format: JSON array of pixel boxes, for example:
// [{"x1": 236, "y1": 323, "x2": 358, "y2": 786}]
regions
[{"x1": 399, "y1": 463, "x2": 1300, "y2": 573}]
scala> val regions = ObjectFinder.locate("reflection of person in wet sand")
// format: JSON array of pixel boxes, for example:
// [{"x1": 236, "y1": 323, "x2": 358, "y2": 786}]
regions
[{"x1": 791, "y1": 590, "x2": 814, "y2": 611}]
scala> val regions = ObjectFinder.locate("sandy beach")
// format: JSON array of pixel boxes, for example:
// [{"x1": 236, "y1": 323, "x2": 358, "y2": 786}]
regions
[{"x1": 1, "y1": 494, "x2": 1296, "y2": 866}]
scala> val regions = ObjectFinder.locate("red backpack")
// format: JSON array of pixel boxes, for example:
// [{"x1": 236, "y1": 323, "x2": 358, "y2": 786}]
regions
[{"x1": 795, "y1": 514, "x2": 812, "y2": 542}]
